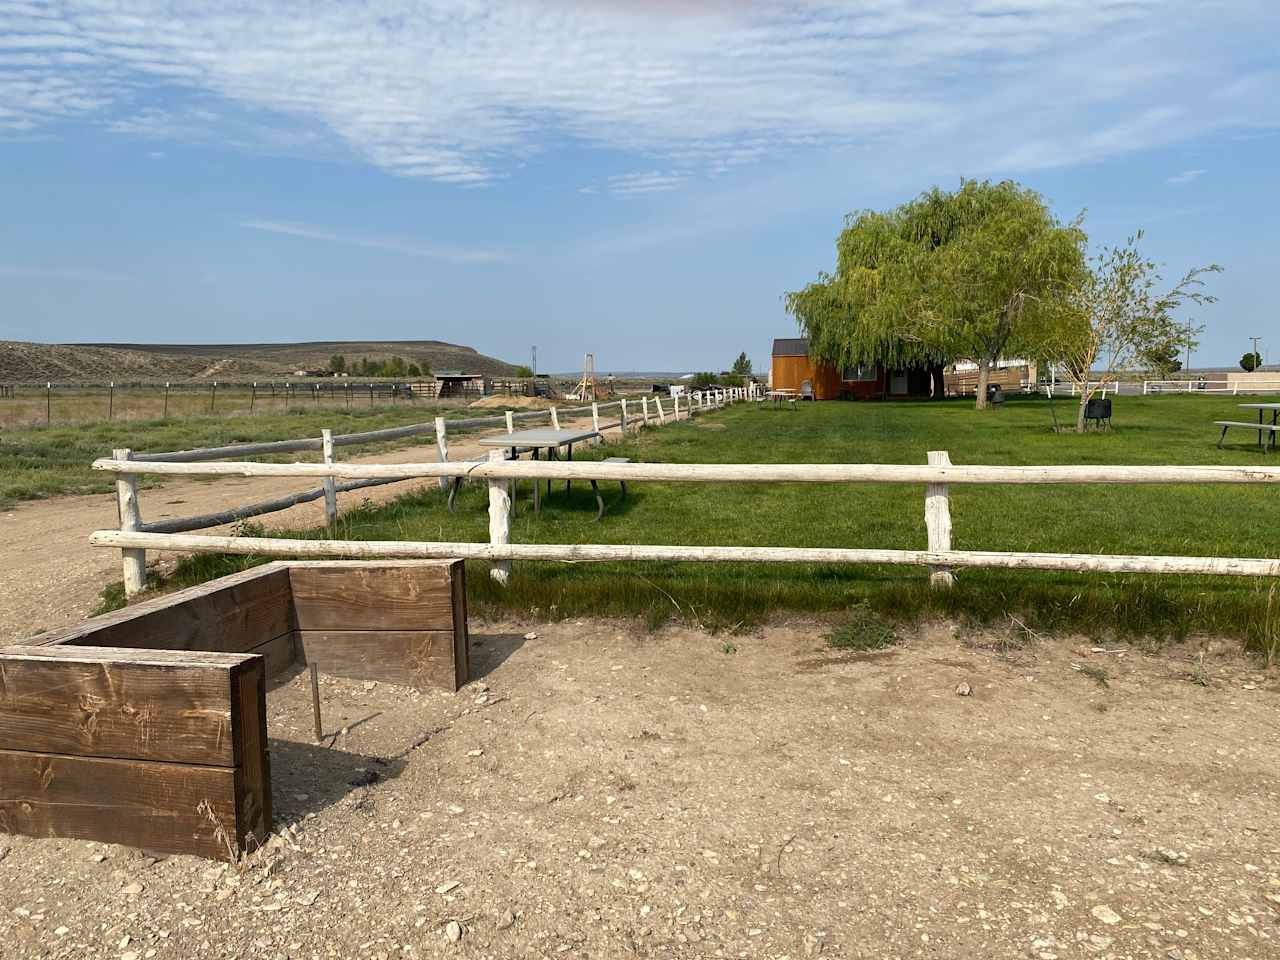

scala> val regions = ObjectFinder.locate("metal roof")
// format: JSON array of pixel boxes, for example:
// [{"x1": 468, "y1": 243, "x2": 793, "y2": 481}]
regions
[{"x1": 771, "y1": 338, "x2": 809, "y2": 357}]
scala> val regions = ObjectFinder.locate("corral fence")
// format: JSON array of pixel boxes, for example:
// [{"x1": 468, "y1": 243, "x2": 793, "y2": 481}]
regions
[
  {"x1": 95, "y1": 386, "x2": 757, "y2": 595},
  {"x1": 92, "y1": 392, "x2": 1280, "y2": 597},
  {"x1": 0, "y1": 378, "x2": 434, "y2": 428},
  {"x1": 1144, "y1": 379, "x2": 1280, "y2": 395}
]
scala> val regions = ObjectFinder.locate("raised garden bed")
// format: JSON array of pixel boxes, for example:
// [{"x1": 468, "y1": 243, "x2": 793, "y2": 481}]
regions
[{"x1": 0, "y1": 559, "x2": 468, "y2": 861}]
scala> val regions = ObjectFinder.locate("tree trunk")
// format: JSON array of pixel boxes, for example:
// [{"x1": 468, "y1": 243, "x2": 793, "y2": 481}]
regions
[
  {"x1": 1075, "y1": 388, "x2": 1090, "y2": 434},
  {"x1": 974, "y1": 357, "x2": 992, "y2": 410},
  {"x1": 929, "y1": 362, "x2": 947, "y2": 400}
]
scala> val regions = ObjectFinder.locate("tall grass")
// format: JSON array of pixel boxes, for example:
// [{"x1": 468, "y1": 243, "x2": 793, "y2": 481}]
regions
[{"x1": 130, "y1": 393, "x2": 1280, "y2": 654}]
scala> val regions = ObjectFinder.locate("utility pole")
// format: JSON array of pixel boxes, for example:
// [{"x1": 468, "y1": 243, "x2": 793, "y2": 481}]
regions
[
  {"x1": 531, "y1": 346, "x2": 537, "y2": 377},
  {"x1": 1250, "y1": 336, "x2": 1262, "y2": 369}
]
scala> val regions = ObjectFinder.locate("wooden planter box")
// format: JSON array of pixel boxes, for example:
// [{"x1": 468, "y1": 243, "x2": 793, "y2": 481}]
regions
[{"x1": 0, "y1": 560, "x2": 468, "y2": 861}]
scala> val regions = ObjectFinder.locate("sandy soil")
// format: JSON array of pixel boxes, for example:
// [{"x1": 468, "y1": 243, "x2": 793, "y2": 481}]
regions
[
  {"x1": 0, "y1": 414, "x2": 618, "y2": 641},
  {"x1": 1, "y1": 621, "x2": 1277, "y2": 959}
]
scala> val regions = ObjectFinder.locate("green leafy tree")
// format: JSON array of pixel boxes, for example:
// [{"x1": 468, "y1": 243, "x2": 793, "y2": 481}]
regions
[
  {"x1": 691, "y1": 372, "x2": 717, "y2": 389},
  {"x1": 406, "y1": 363, "x2": 422, "y2": 377},
  {"x1": 1030, "y1": 232, "x2": 1219, "y2": 432},
  {"x1": 1241, "y1": 351, "x2": 1262, "y2": 372},
  {"x1": 731, "y1": 352, "x2": 752, "y2": 376},
  {"x1": 327, "y1": 354, "x2": 346, "y2": 374},
  {"x1": 786, "y1": 179, "x2": 1086, "y2": 408},
  {"x1": 383, "y1": 356, "x2": 407, "y2": 378},
  {"x1": 1142, "y1": 344, "x2": 1183, "y2": 376},
  {"x1": 514, "y1": 365, "x2": 534, "y2": 378}
]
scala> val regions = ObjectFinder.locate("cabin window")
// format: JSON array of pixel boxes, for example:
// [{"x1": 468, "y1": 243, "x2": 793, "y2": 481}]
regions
[{"x1": 842, "y1": 364, "x2": 877, "y2": 382}]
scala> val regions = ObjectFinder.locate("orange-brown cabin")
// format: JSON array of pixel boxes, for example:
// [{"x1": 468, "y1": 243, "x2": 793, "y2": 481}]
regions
[{"x1": 770, "y1": 338, "x2": 932, "y2": 400}]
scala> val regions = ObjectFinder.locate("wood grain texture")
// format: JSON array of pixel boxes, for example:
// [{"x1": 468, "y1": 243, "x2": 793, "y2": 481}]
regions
[
  {"x1": 289, "y1": 562, "x2": 458, "y2": 631},
  {"x1": 294, "y1": 630, "x2": 461, "y2": 689},
  {"x1": 0, "y1": 646, "x2": 255, "y2": 765},
  {"x1": 0, "y1": 749, "x2": 242, "y2": 861},
  {"x1": 450, "y1": 562, "x2": 470, "y2": 688},
  {"x1": 30, "y1": 564, "x2": 291, "y2": 650},
  {"x1": 245, "y1": 632, "x2": 297, "y2": 681},
  {"x1": 232, "y1": 660, "x2": 271, "y2": 850}
]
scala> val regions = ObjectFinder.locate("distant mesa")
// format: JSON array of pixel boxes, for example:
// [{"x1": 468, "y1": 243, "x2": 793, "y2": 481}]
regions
[{"x1": 0, "y1": 339, "x2": 519, "y2": 383}]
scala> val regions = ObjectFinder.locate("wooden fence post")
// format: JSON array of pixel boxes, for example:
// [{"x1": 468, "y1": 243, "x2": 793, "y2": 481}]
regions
[
  {"x1": 925, "y1": 450, "x2": 954, "y2": 588},
  {"x1": 620, "y1": 398, "x2": 628, "y2": 434},
  {"x1": 321, "y1": 429, "x2": 337, "y2": 526},
  {"x1": 487, "y1": 449, "x2": 511, "y2": 585},
  {"x1": 673, "y1": 394, "x2": 681, "y2": 420},
  {"x1": 113, "y1": 448, "x2": 147, "y2": 597},
  {"x1": 591, "y1": 402, "x2": 601, "y2": 444},
  {"x1": 434, "y1": 416, "x2": 449, "y2": 491},
  {"x1": 505, "y1": 410, "x2": 515, "y2": 434},
  {"x1": 642, "y1": 396, "x2": 650, "y2": 425},
  {"x1": 550, "y1": 406, "x2": 560, "y2": 430},
  {"x1": 655, "y1": 396, "x2": 667, "y2": 424}
]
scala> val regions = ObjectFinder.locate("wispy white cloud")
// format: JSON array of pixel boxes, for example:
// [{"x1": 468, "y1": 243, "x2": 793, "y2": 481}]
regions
[
  {"x1": 1166, "y1": 168, "x2": 1207, "y2": 185},
  {"x1": 581, "y1": 170, "x2": 687, "y2": 196},
  {"x1": 0, "y1": 2, "x2": 1275, "y2": 185},
  {"x1": 240, "y1": 219, "x2": 509, "y2": 265}
]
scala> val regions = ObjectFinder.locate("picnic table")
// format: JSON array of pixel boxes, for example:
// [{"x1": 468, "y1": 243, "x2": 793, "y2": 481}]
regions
[
  {"x1": 766, "y1": 389, "x2": 797, "y2": 410},
  {"x1": 477, "y1": 427, "x2": 602, "y2": 513},
  {"x1": 1215, "y1": 403, "x2": 1280, "y2": 452}
]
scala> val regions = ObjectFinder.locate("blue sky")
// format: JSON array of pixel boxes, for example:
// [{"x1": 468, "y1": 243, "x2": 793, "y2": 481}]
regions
[{"x1": 1, "y1": 1, "x2": 1277, "y2": 373}]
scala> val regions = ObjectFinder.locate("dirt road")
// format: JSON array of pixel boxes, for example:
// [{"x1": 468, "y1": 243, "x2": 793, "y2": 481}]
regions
[
  {"x1": 1, "y1": 416, "x2": 618, "y2": 640},
  {"x1": 2, "y1": 621, "x2": 1277, "y2": 958}
]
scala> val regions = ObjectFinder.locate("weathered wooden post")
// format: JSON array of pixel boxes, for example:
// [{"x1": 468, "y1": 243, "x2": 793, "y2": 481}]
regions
[
  {"x1": 505, "y1": 410, "x2": 515, "y2": 434},
  {"x1": 655, "y1": 396, "x2": 667, "y2": 424},
  {"x1": 321, "y1": 429, "x2": 337, "y2": 527},
  {"x1": 487, "y1": 449, "x2": 511, "y2": 585},
  {"x1": 163, "y1": 381, "x2": 169, "y2": 419},
  {"x1": 925, "y1": 450, "x2": 954, "y2": 588},
  {"x1": 107, "y1": 381, "x2": 114, "y2": 421},
  {"x1": 620, "y1": 398, "x2": 628, "y2": 434},
  {"x1": 673, "y1": 394, "x2": 681, "y2": 420},
  {"x1": 591, "y1": 402, "x2": 601, "y2": 444},
  {"x1": 550, "y1": 406, "x2": 560, "y2": 430},
  {"x1": 641, "y1": 396, "x2": 650, "y2": 425},
  {"x1": 113, "y1": 448, "x2": 146, "y2": 597},
  {"x1": 434, "y1": 416, "x2": 449, "y2": 491}
]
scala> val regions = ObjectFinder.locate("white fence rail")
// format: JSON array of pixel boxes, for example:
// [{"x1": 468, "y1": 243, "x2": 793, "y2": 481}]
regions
[
  {"x1": 91, "y1": 450, "x2": 1280, "y2": 595},
  {"x1": 1143, "y1": 379, "x2": 1280, "y2": 395},
  {"x1": 101, "y1": 385, "x2": 759, "y2": 594}
]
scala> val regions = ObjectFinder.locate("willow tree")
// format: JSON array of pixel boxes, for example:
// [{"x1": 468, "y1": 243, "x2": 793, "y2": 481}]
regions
[{"x1": 786, "y1": 179, "x2": 1086, "y2": 409}]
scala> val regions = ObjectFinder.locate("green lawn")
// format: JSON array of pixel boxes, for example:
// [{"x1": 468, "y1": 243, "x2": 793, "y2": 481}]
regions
[
  {"x1": 0, "y1": 403, "x2": 454, "y2": 508},
  {"x1": 153, "y1": 393, "x2": 1280, "y2": 655}
]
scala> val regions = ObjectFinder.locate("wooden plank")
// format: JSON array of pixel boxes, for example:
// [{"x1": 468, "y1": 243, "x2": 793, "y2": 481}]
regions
[
  {"x1": 245, "y1": 632, "x2": 297, "y2": 681},
  {"x1": 450, "y1": 562, "x2": 470, "y2": 688},
  {"x1": 231, "y1": 659, "x2": 271, "y2": 851},
  {"x1": 0, "y1": 646, "x2": 258, "y2": 765},
  {"x1": 295, "y1": 630, "x2": 462, "y2": 690},
  {"x1": 37, "y1": 567, "x2": 292, "y2": 654},
  {"x1": 289, "y1": 563, "x2": 456, "y2": 631},
  {"x1": 0, "y1": 749, "x2": 242, "y2": 861},
  {"x1": 29, "y1": 563, "x2": 290, "y2": 647}
]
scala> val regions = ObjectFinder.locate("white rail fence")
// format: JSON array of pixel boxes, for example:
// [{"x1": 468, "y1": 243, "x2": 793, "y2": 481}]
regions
[
  {"x1": 92, "y1": 452, "x2": 1280, "y2": 595},
  {"x1": 103, "y1": 386, "x2": 758, "y2": 594},
  {"x1": 1143, "y1": 379, "x2": 1280, "y2": 395}
]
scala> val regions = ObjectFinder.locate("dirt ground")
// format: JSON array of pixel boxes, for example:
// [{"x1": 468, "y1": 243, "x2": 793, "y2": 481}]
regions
[
  {"x1": 0, "y1": 412, "x2": 617, "y2": 642},
  {"x1": 2, "y1": 620, "x2": 1277, "y2": 959}
]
